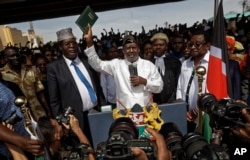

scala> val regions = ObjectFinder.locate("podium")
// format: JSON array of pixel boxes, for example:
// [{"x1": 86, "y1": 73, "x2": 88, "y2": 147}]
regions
[{"x1": 88, "y1": 102, "x2": 187, "y2": 148}]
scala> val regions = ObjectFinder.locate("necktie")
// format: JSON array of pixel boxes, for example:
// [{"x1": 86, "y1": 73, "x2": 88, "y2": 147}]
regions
[{"x1": 71, "y1": 61, "x2": 97, "y2": 104}]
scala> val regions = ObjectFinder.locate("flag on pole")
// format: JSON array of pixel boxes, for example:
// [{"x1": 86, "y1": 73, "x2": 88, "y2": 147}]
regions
[
  {"x1": 207, "y1": 0, "x2": 232, "y2": 99},
  {"x1": 203, "y1": 0, "x2": 233, "y2": 142}
]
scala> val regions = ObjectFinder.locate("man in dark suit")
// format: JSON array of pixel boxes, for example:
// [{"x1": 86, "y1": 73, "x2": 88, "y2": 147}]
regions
[
  {"x1": 46, "y1": 28, "x2": 102, "y2": 143},
  {"x1": 151, "y1": 32, "x2": 181, "y2": 104}
]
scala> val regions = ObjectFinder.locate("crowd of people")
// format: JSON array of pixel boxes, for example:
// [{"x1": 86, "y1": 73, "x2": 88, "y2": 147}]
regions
[{"x1": 0, "y1": 15, "x2": 250, "y2": 160}]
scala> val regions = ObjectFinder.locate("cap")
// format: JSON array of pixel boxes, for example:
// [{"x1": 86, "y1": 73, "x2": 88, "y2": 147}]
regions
[
  {"x1": 150, "y1": 32, "x2": 169, "y2": 44},
  {"x1": 56, "y1": 28, "x2": 76, "y2": 41},
  {"x1": 123, "y1": 35, "x2": 137, "y2": 46}
]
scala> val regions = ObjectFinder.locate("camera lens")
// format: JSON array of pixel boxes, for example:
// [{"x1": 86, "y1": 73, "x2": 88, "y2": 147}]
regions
[
  {"x1": 198, "y1": 93, "x2": 217, "y2": 114},
  {"x1": 105, "y1": 117, "x2": 138, "y2": 158},
  {"x1": 109, "y1": 117, "x2": 138, "y2": 140},
  {"x1": 159, "y1": 122, "x2": 183, "y2": 160},
  {"x1": 182, "y1": 132, "x2": 208, "y2": 160}
]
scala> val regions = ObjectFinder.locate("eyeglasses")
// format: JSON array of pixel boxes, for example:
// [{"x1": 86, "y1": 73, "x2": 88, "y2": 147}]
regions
[{"x1": 188, "y1": 41, "x2": 206, "y2": 48}]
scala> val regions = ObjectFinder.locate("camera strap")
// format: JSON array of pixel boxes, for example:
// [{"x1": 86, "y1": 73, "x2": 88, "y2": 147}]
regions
[{"x1": 185, "y1": 68, "x2": 195, "y2": 111}]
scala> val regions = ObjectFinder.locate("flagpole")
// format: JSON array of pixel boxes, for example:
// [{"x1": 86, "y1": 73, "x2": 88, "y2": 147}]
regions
[
  {"x1": 212, "y1": 0, "x2": 233, "y2": 98},
  {"x1": 213, "y1": 0, "x2": 219, "y2": 27},
  {"x1": 203, "y1": 0, "x2": 233, "y2": 142}
]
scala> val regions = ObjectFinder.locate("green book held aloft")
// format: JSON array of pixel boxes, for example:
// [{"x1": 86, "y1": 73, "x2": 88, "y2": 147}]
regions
[{"x1": 75, "y1": 5, "x2": 98, "y2": 33}]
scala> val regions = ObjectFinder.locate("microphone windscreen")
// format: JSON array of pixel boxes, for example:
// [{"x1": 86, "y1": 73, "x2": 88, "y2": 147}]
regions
[{"x1": 128, "y1": 64, "x2": 138, "y2": 76}]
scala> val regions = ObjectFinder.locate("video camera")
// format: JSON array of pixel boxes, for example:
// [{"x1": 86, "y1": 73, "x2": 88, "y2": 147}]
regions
[
  {"x1": 55, "y1": 106, "x2": 80, "y2": 151},
  {"x1": 95, "y1": 117, "x2": 156, "y2": 160},
  {"x1": 56, "y1": 106, "x2": 75, "y2": 125},
  {"x1": 65, "y1": 143, "x2": 93, "y2": 160},
  {"x1": 159, "y1": 122, "x2": 230, "y2": 160},
  {"x1": 198, "y1": 93, "x2": 250, "y2": 130}
]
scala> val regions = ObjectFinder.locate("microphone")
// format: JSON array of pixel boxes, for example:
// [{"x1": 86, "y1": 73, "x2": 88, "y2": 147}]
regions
[{"x1": 128, "y1": 64, "x2": 138, "y2": 76}]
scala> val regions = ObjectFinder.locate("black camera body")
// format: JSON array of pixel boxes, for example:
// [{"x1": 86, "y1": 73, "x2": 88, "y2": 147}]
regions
[
  {"x1": 181, "y1": 132, "x2": 230, "y2": 160},
  {"x1": 198, "y1": 93, "x2": 250, "y2": 129},
  {"x1": 159, "y1": 122, "x2": 184, "y2": 160},
  {"x1": 95, "y1": 117, "x2": 156, "y2": 160},
  {"x1": 66, "y1": 143, "x2": 91, "y2": 160},
  {"x1": 159, "y1": 123, "x2": 230, "y2": 160},
  {"x1": 56, "y1": 106, "x2": 75, "y2": 125},
  {"x1": 96, "y1": 137, "x2": 155, "y2": 160}
]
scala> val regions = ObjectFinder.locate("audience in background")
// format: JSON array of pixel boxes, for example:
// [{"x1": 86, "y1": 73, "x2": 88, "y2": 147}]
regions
[{"x1": 1, "y1": 14, "x2": 250, "y2": 160}]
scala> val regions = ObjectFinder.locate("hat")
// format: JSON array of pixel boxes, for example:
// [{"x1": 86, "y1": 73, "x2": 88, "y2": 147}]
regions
[
  {"x1": 56, "y1": 28, "x2": 76, "y2": 41},
  {"x1": 150, "y1": 33, "x2": 169, "y2": 44},
  {"x1": 123, "y1": 35, "x2": 137, "y2": 46},
  {"x1": 235, "y1": 41, "x2": 245, "y2": 54}
]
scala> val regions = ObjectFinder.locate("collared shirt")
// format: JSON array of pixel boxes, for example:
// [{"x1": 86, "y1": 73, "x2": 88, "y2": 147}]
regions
[
  {"x1": 0, "y1": 82, "x2": 29, "y2": 158},
  {"x1": 85, "y1": 46, "x2": 163, "y2": 109},
  {"x1": 0, "y1": 64, "x2": 46, "y2": 120},
  {"x1": 100, "y1": 72, "x2": 116, "y2": 104},
  {"x1": 176, "y1": 50, "x2": 210, "y2": 112},
  {"x1": 154, "y1": 54, "x2": 166, "y2": 75},
  {"x1": 63, "y1": 56, "x2": 96, "y2": 111}
]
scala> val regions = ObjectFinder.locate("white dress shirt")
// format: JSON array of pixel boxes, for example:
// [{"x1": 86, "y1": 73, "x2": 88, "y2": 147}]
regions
[
  {"x1": 176, "y1": 50, "x2": 210, "y2": 112},
  {"x1": 63, "y1": 56, "x2": 97, "y2": 111},
  {"x1": 154, "y1": 55, "x2": 166, "y2": 75},
  {"x1": 85, "y1": 45, "x2": 163, "y2": 109}
]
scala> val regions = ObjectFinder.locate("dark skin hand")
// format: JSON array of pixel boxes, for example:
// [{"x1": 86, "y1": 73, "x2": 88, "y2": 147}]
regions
[
  {"x1": 0, "y1": 124, "x2": 44, "y2": 156},
  {"x1": 131, "y1": 127, "x2": 172, "y2": 160},
  {"x1": 83, "y1": 24, "x2": 94, "y2": 48},
  {"x1": 131, "y1": 147, "x2": 148, "y2": 160},
  {"x1": 130, "y1": 75, "x2": 147, "y2": 87},
  {"x1": 232, "y1": 108, "x2": 250, "y2": 142}
]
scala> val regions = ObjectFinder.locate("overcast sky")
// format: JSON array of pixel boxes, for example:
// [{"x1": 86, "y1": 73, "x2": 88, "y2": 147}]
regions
[{"x1": 7, "y1": 0, "x2": 243, "y2": 42}]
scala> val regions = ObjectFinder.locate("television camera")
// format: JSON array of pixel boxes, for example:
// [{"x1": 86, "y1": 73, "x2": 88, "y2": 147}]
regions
[
  {"x1": 198, "y1": 93, "x2": 250, "y2": 129},
  {"x1": 95, "y1": 117, "x2": 156, "y2": 160}
]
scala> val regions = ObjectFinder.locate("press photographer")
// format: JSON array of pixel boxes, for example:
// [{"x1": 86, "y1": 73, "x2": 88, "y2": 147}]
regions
[
  {"x1": 95, "y1": 117, "x2": 156, "y2": 160},
  {"x1": 37, "y1": 109, "x2": 95, "y2": 160},
  {"x1": 95, "y1": 117, "x2": 172, "y2": 160},
  {"x1": 159, "y1": 122, "x2": 229, "y2": 160},
  {"x1": 198, "y1": 93, "x2": 250, "y2": 158},
  {"x1": 198, "y1": 93, "x2": 250, "y2": 130}
]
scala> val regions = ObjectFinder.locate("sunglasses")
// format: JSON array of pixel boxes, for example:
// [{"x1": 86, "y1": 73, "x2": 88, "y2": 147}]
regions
[{"x1": 188, "y1": 41, "x2": 206, "y2": 48}]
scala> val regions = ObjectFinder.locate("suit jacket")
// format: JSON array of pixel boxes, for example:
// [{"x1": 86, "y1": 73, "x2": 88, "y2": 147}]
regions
[
  {"x1": 46, "y1": 55, "x2": 102, "y2": 131},
  {"x1": 229, "y1": 60, "x2": 241, "y2": 100},
  {"x1": 152, "y1": 56, "x2": 181, "y2": 104}
]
